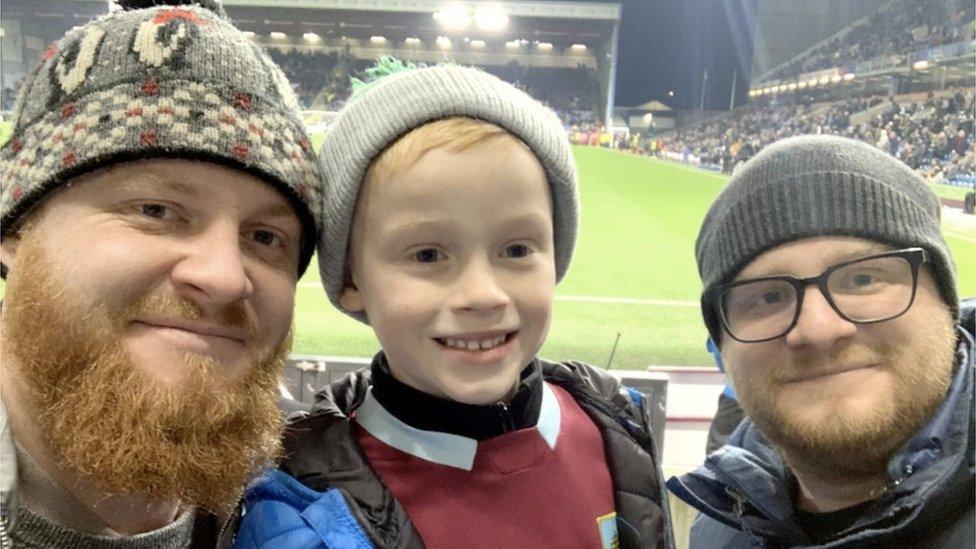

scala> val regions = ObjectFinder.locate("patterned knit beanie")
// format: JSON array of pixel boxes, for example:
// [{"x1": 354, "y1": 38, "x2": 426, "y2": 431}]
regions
[
  {"x1": 0, "y1": 0, "x2": 323, "y2": 275},
  {"x1": 696, "y1": 134, "x2": 958, "y2": 343},
  {"x1": 318, "y1": 63, "x2": 579, "y2": 323}
]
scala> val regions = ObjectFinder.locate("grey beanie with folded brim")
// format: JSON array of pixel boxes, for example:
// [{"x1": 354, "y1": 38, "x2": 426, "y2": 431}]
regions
[
  {"x1": 697, "y1": 134, "x2": 959, "y2": 344},
  {"x1": 317, "y1": 64, "x2": 579, "y2": 323}
]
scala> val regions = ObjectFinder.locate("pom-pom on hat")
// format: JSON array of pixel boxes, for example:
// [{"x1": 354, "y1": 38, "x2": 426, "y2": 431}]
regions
[
  {"x1": 317, "y1": 61, "x2": 579, "y2": 323},
  {"x1": 1, "y1": 0, "x2": 323, "y2": 274}
]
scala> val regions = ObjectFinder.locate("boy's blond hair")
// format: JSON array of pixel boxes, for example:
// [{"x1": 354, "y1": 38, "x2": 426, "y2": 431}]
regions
[{"x1": 365, "y1": 117, "x2": 522, "y2": 185}]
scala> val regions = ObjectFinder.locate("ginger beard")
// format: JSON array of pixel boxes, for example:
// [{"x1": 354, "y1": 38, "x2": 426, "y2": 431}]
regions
[
  {"x1": 725, "y1": 314, "x2": 957, "y2": 479},
  {"x1": 2, "y1": 234, "x2": 288, "y2": 514}
]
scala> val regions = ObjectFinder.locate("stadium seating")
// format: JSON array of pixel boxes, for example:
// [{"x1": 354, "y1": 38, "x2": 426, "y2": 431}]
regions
[
  {"x1": 764, "y1": 0, "x2": 974, "y2": 83},
  {"x1": 651, "y1": 88, "x2": 975, "y2": 184},
  {"x1": 265, "y1": 48, "x2": 600, "y2": 118}
]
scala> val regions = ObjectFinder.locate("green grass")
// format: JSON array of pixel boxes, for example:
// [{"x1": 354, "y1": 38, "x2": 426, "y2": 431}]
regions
[
  {"x1": 2, "y1": 125, "x2": 974, "y2": 368},
  {"x1": 290, "y1": 148, "x2": 975, "y2": 368},
  {"x1": 932, "y1": 182, "x2": 975, "y2": 201}
]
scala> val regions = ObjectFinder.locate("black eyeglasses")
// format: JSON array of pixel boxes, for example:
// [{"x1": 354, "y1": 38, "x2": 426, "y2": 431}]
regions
[{"x1": 708, "y1": 248, "x2": 928, "y2": 343}]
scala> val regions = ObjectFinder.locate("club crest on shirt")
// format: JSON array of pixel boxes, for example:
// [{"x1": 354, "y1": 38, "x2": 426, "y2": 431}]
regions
[{"x1": 597, "y1": 511, "x2": 619, "y2": 549}]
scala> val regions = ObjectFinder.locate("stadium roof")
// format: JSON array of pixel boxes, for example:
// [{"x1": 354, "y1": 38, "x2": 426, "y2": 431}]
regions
[{"x1": 631, "y1": 100, "x2": 672, "y2": 112}]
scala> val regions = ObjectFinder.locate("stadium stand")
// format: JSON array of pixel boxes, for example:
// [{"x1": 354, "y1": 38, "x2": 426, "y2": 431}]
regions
[
  {"x1": 763, "y1": 0, "x2": 974, "y2": 82},
  {"x1": 650, "y1": 88, "x2": 975, "y2": 185},
  {"x1": 263, "y1": 48, "x2": 601, "y2": 119},
  {"x1": 634, "y1": 0, "x2": 976, "y2": 189}
]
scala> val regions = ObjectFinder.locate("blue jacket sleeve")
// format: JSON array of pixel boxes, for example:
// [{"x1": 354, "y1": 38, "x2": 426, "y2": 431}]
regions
[{"x1": 234, "y1": 469, "x2": 375, "y2": 549}]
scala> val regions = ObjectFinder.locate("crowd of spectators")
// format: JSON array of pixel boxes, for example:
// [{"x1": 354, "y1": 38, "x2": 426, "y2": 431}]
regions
[
  {"x1": 766, "y1": 0, "x2": 974, "y2": 82},
  {"x1": 261, "y1": 49, "x2": 600, "y2": 116},
  {"x1": 484, "y1": 62, "x2": 597, "y2": 114},
  {"x1": 267, "y1": 49, "x2": 345, "y2": 108},
  {"x1": 649, "y1": 89, "x2": 975, "y2": 185}
]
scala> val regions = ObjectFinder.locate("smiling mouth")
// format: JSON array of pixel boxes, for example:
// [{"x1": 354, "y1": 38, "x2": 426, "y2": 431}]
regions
[
  {"x1": 786, "y1": 363, "x2": 879, "y2": 383},
  {"x1": 434, "y1": 331, "x2": 517, "y2": 351},
  {"x1": 133, "y1": 320, "x2": 248, "y2": 345}
]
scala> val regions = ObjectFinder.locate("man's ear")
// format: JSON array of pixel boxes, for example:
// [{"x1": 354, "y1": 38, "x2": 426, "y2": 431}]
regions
[
  {"x1": 0, "y1": 235, "x2": 21, "y2": 279},
  {"x1": 338, "y1": 284, "x2": 365, "y2": 313}
]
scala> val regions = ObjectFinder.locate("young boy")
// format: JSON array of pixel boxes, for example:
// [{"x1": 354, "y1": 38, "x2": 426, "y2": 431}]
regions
[{"x1": 235, "y1": 62, "x2": 673, "y2": 549}]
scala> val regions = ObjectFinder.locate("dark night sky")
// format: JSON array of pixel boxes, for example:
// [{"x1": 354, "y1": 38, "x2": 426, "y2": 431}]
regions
[{"x1": 600, "y1": 0, "x2": 758, "y2": 110}]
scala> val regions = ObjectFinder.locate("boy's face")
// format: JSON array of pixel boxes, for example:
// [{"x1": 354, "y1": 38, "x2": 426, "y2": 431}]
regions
[{"x1": 341, "y1": 137, "x2": 556, "y2": 404}]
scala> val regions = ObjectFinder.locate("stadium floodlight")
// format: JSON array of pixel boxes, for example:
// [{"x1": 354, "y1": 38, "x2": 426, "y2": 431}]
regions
[
  {"x1": 787, "y1": 83, "x2": 797, "y2": 91},
  {"x1": 470, "y1": 39, "x2": 486, "y2": 47},
  {"x1": 843, "y1": 73, "x2": 855, "y2": 81},
  {"x1": 303, "y1": 32, "x2": 321, "y2": 43},
  {"x1": 270, "y1": 31, "x2": 287, "y2": 40},
  {"x1": 370, "y1": 35, "x2": 387, "y2": 44},
  {"x1": 912, "y1": 60, "x2": 929, "y2": 70},
  {"x1": 571, "y1": 44, "x2": 587, "y2": 51},
  {"x1": 830, "y1": 74, "x2": 842, "y2": 84},
  {"x1": 434, "y1": 5, "x2": 472, "y2": 30},
  {"x1": 797, "y1": 81, "x2": 807, "y2": 89},
  {"x1": 818, "y1": 76, "x2": 830, "y2": 85},
  {"x1": 436, "y1": 35, "x2": 452, "y2": 48},
  {"x1": 807, "y1": 78, "x2": 818, "y2": 87},
  {"x1": 777, "y1": 84, "x2": 787, "y2": 92},
  {"x1": 505, "y1": 40, "x2": 520, "y2": 49},
  {"x1": 474, "y1": 4, "x2": 509, "y2": 32},
  {"x1": 405, "y1": 37, "x2": 422, "y2": 45},
  {"x1": 537, "y1": 42, "x2": 553, "y2": 51},
  {"x1": 242, "y1": 31, "x2": 256, "y2": 39}
]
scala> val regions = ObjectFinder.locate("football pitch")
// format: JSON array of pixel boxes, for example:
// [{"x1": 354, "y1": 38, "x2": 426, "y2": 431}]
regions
[
  {"x1": 292, "y1": 146, "x2": 976, "y2": 368},
  {"x1": 1, "y1": 123, "x2": 974, "y2": 367}
]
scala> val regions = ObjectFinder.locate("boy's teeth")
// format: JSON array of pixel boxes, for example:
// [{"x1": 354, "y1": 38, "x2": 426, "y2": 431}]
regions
[{"x1": 442, "y1": 334, "x2": 508, "y2": 351}]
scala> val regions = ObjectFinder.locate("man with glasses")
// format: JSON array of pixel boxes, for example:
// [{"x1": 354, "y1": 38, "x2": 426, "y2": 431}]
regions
[{"x1": 668, "y1": 135, "x2": 974, "y2": 547}]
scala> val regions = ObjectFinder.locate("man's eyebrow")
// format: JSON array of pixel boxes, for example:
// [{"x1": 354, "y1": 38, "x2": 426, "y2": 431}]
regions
[
  {"x1": 254, "y1": 202, "x2": 299, "y2": 221},
  {"x1": 112, "y1": 174, "x2": 198, "y2": 196},
  {"x1": 744, "y1": 243, "x2": 894, "y2": 279}
]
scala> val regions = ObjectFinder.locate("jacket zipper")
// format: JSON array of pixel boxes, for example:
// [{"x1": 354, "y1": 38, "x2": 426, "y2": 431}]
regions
[
  {"x1": 0, "y1": 511, "x2": 10, "y2": 549},
  {"x1": 214, "y1": 497, "x2": 243, "y2": 548},
  {"x1": 727, "y1": 486, "x2": 766, "y2": 548},
  {"x1": 493, "y1": 402, "x2": 516, "y2": 432}
]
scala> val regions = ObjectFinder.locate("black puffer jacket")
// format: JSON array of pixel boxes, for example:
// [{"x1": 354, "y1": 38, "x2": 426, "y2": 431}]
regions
[{"x1": 279, "y1": 358, "x2": 675, "y2": 549}]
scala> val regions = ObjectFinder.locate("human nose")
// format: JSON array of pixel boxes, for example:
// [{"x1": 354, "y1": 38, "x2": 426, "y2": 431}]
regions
[
  {"x1": 171, "y1": 222, "x2": 254, "y2": 306},
  {"x1": 449, "y1": 257, "x2": 510, "y2": 314},
  {"x1": 784, "y1": 285, "x2": 857, "y2": 349}
]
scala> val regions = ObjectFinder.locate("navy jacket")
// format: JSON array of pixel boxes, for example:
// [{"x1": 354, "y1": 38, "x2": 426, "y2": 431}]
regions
[{"x1": 667, "y1": 301, "x2": 976, "y2": 548}]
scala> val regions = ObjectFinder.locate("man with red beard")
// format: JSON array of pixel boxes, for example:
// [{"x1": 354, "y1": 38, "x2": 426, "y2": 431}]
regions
[
  {"x1": 668, "y1": 135, "x2": 974, "y2": 547},
  {"x1": 0, "y1": 0, "x2": 323, "y2": 546}
]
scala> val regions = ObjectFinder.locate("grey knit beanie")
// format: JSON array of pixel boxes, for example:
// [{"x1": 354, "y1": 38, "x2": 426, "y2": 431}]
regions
[
  {"x1": 0, "y1": 0, "x2": 323, "y2": 274},
  {"x1": 318, "y1": 63, "x2": 578, "y2": 323},
  {"x1": 697, "y1": 134, "x2": 958, "y2": 343}
]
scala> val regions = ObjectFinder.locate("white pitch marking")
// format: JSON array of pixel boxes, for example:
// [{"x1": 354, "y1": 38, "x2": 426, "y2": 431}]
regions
[{"x1": 943, "y1": 230, "x2": 976, "y2": 243}]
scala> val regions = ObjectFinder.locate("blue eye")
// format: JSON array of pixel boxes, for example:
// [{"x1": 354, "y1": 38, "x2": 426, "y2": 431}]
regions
[
  {"x1": 505, "y1": 244, "x2": 531, "y2": 258},
  {"x1": 414, "y1": 248, "x2": 444, "y2": 263}
]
